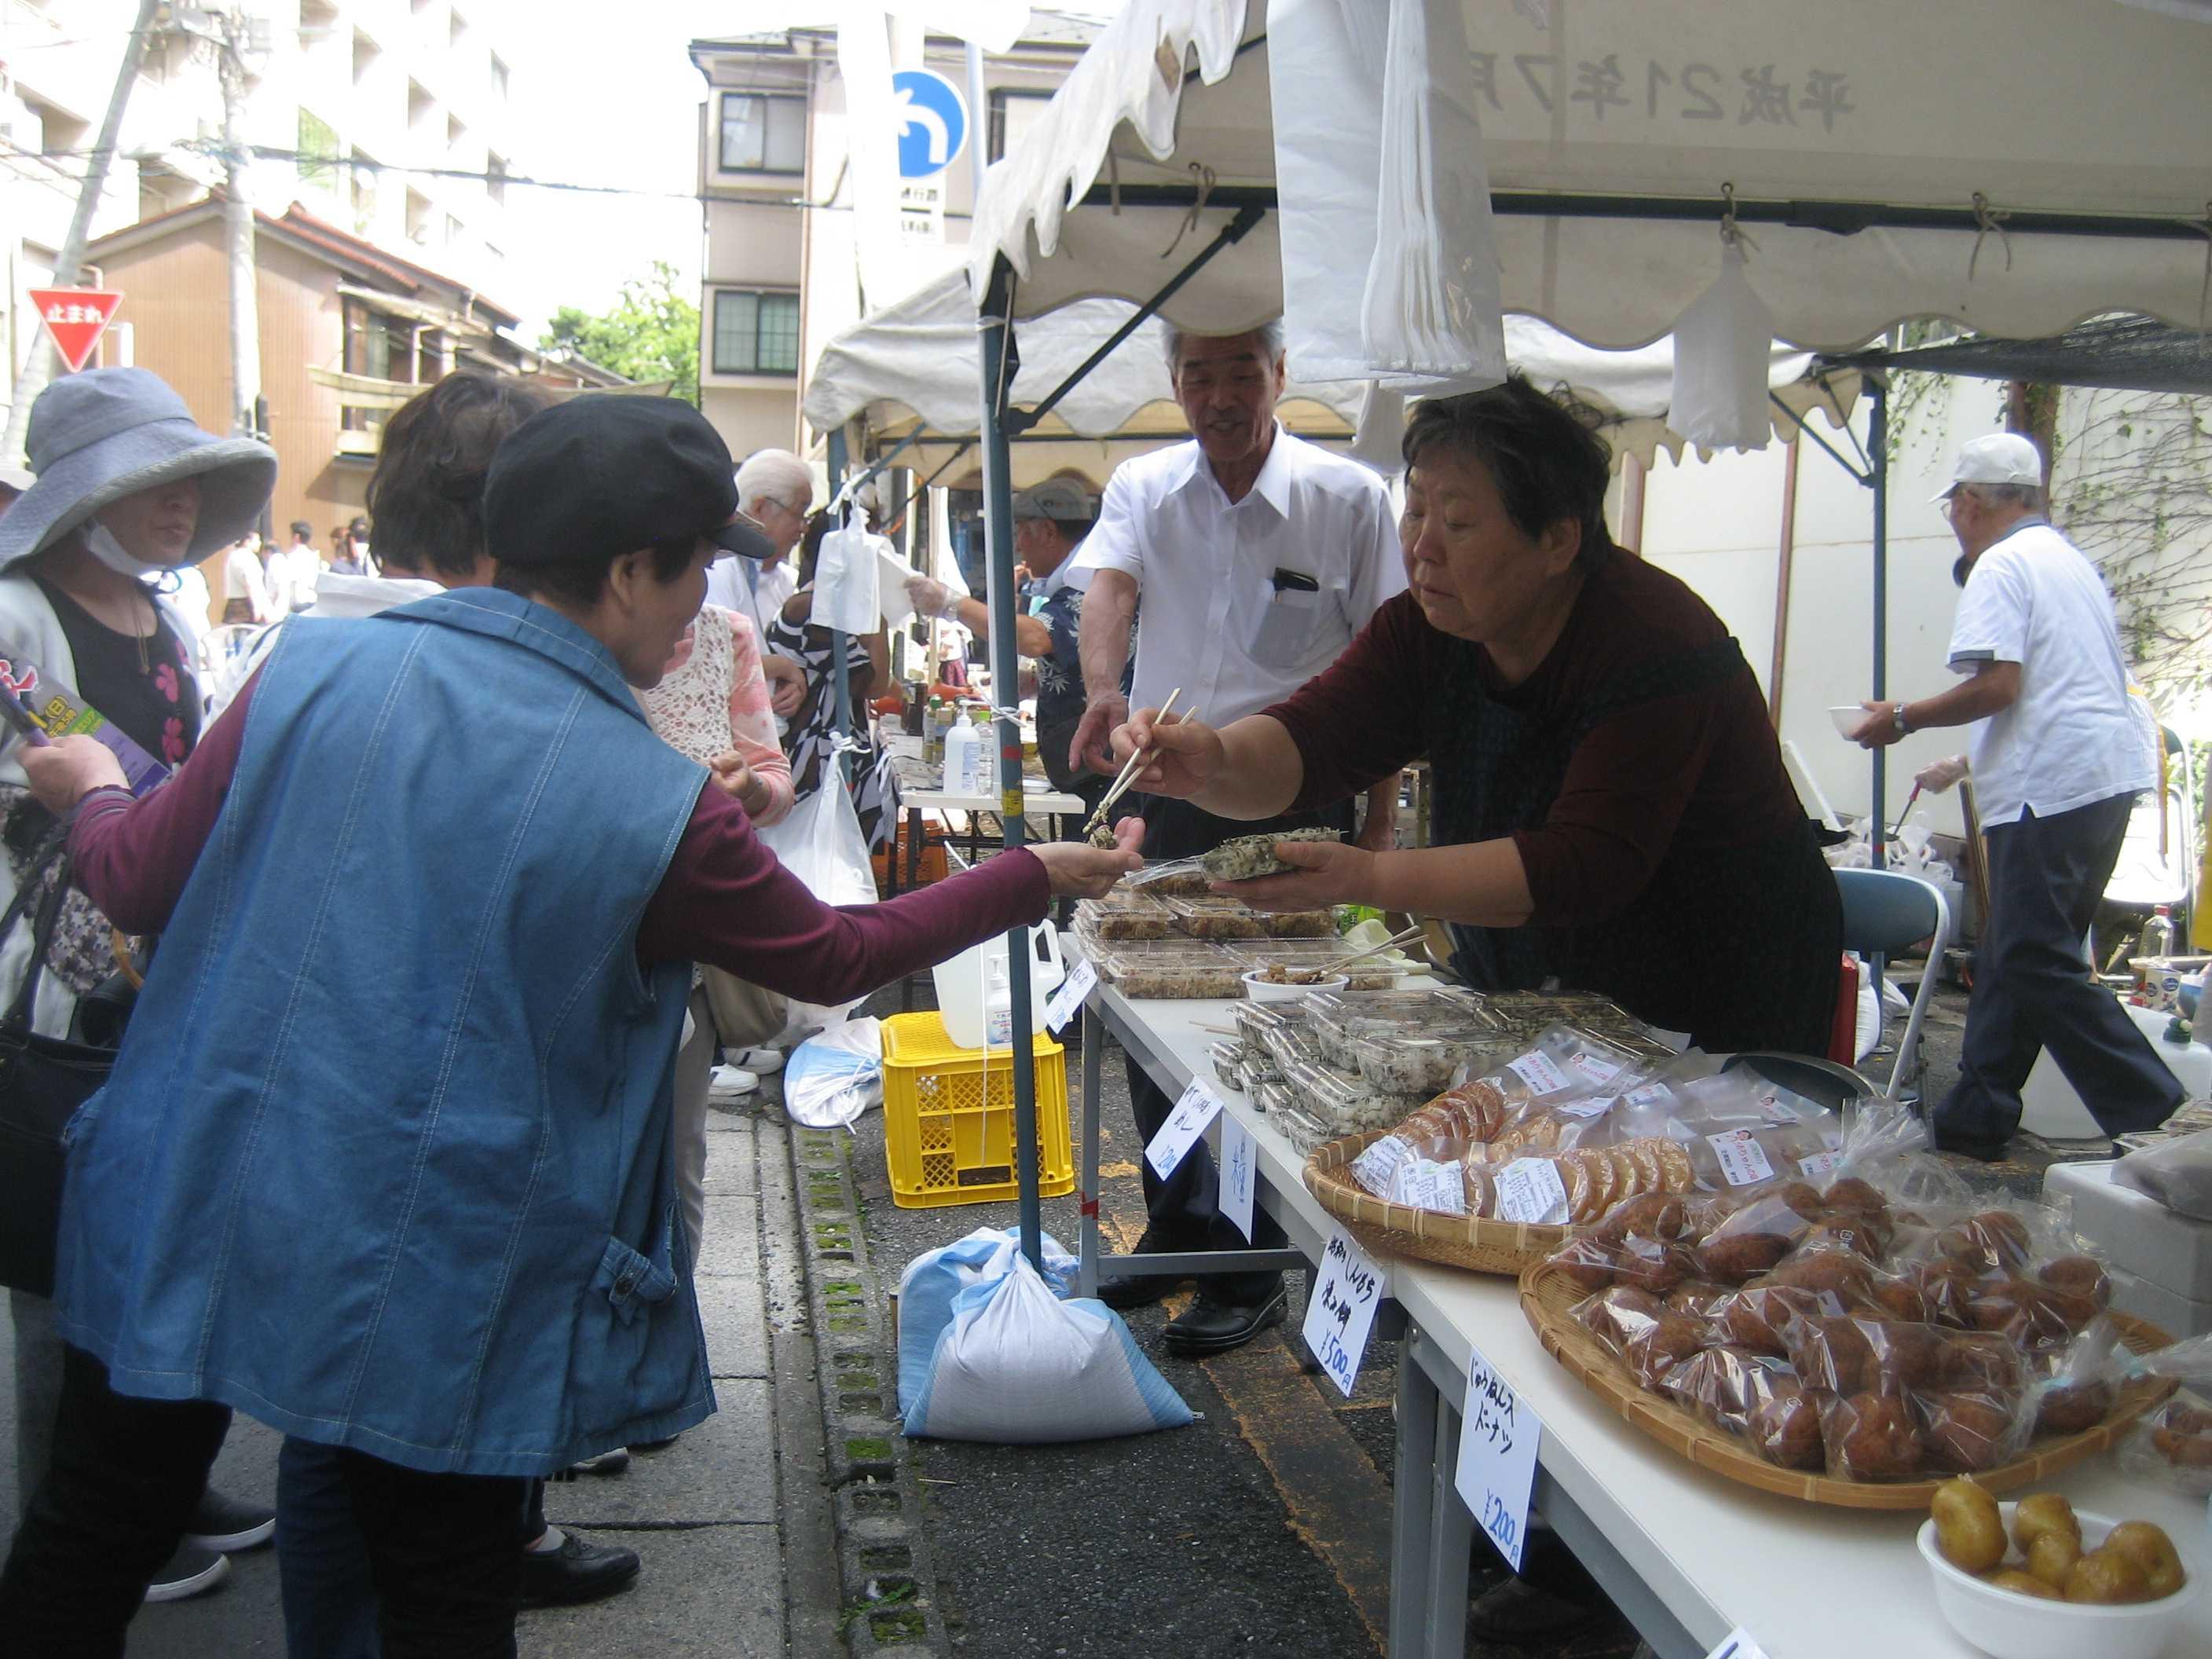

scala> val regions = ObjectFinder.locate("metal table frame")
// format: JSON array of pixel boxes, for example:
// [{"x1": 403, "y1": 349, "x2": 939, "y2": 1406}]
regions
[{"x1": 1075, "y1": 983, "x2": 1697, "y2": 1658}]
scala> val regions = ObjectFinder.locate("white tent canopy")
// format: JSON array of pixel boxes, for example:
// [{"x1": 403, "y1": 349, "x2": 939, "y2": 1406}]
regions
[
  {"x1": 970, "y1": 0, "x2": 2212, "y2": 350},
  {"x1": 807, "y1": 269, "x2": 1858, "y2": 471}
]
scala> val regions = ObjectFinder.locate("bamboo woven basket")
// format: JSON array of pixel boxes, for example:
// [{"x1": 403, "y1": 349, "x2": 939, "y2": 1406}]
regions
[
  {"x1": 1518, "y1": 1259, "x2": 2179, "y2": 1511},
  {"x1": 1303, "y1": 1130, "x2": 1569, "y2": 1276}
]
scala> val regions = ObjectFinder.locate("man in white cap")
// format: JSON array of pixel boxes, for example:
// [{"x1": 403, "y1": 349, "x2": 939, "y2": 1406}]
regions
[{"x1": 1858, "y1": 431, "x2": 2177, "y2": 1159}]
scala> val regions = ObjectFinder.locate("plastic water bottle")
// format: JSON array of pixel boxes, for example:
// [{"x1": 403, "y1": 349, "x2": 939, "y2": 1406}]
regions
[
  {"x1": 942, "y1": 714, "x2": 980, "y2": 795},
  {"x1": 970, "y1": 709, "x2": 995, "y2": 796},
  {"x1": 2144, "y1": 905, "x2": 2177, "y2": 962}
]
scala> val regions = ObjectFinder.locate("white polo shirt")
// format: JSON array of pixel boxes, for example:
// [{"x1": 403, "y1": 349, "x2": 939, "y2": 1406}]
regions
[
  {"x1": 1945, "y1": 519, "x2": 2155, "y2": 826},
  {"x1": 1071, "y1": 427, "x2": 1404, "y2": 727},
  {"x1": 705, "y1": 554, "x2": 797, "y2": 656}
]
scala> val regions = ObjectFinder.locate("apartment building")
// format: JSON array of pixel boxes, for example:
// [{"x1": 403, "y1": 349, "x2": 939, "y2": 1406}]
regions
[
  {"x1": 687, "y1": 15, "x2": 1097, "y2": 466},
  {"x1": 4, "y1": 0, "x2": 532, "y2": 480}
]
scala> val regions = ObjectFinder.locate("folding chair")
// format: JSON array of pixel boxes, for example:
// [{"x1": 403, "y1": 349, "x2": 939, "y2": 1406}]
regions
[{"x1": 1835, "y1": 867, "x2": 1954, "y2": 1100}]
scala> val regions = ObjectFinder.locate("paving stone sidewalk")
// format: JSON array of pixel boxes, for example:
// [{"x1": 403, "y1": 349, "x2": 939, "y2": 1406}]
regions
[{"x1": 0, "y1": 1101, "x2": 840, "y2": 1657}]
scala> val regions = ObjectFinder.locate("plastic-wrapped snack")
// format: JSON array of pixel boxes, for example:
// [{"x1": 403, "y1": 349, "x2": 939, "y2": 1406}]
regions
[
  {"x1": 1254, "y1": 1079, "x2": 1295, "y2": 1118},
  {"x1": 1272, "y1": 1093, "x2": 1335, "y2": 1153},
  {"x1": 1284, "y1": 1057, "x2": 1425, "y2": 1137},
  {"x1": 1397, "y1": 1080, "x2": 1514, "y2": 1145},
  {"x1": 1262, "y1": 1022, "x2": 1320, "y2": 1076},
  {"x1": 2024, "y1": 1317, "x2": 2126, "y2": 1435},
  {"x1": 1574, "y1": 1284, "x2": 1669, "y2": 1355},
  {"x1": 1693, "y1": 1190, "x2": 1821, "y2": 1283},
  {"x1": 1350, "y1": 1018, "x2": 1517, "y2": 1097},
  {"x1": 1125, "y1": 856, "x2": 1215, "y2": 895},
  {"x1": 1613, "y1": 1231, "x2": 1697, "y2": 1295},
  {"x1": 1237, "y1": 1054, "x2": 1280, "y2": 1095},
  {"x1": 1713, "y1": 1281, "x2": 1829, "y2": 1357},
  {"x1": 1661, "y1": 1344, "x2": 1798, "y2": 1437},
  {"x1": 1079, "y1": 892, "x2": 1177, "y2": 939},
  {"x1": 1201, "y1": 827, "x2": 1343, "y2": 882},
  {"x1": 1912, "y1": 1384, "x2": 2031, "y2": 1472},
  {"x1": 1386, "y1": 1153, "x2": 1470, "y2": 1216},
  {"x1": 1210, "y1": 1040, "x2": 1247, "y2": 1088},
  {"x1": 1665, "y1": 1280, "x2": 1736, "y2": 1320},
  {"x1": 1091, "y1": 941, "x2": 1249, "y2": 1000},
  {"x1": 1622, "y1": 1310, "x2": 1712, "y2": 1390},
  {"x1": 2125, "y1": 1393, "x2": 2212, "y2": 1496},
  {"x1": 1937, "y1": 1331, "x2": 2023, "y2": 1392},
  {"x1": 1234, "y1": 999, "x2": 1289, "y2": 1046},
  {"x1": 1819, "y1": 1389, "x2": 1925, "y2": 1479},
  {"x1": 1594, "y1": 1192, "x2": 1694, "y2": 1247},
  {"x1": 1784, "y1": 1312, "x2": 1948, "y2": 1397},
  {"x1": 1164, "y1": 895, "x2": 1270, "y2": 941},
  {"x1": 1745, "y1": 1377, "x2": 1827, "y2": 1469},
  {"x1": 1547, "y1": 1232, "x2": 1628, "y2": 1291}
]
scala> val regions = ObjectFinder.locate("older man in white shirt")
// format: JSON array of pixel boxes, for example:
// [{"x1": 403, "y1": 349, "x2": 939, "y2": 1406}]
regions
[{"x1": 1069, "y1": 320, "x2": 1404, "y2": 1355}]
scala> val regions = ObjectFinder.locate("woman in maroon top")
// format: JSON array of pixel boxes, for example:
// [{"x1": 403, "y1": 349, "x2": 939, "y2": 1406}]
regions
[{"x1": 1115, "y1": 379, "x2": 1840, "y2": 1054}]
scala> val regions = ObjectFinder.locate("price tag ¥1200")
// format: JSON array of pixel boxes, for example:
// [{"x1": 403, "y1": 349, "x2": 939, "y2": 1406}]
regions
[
  {"x1": 1144, "y1": 1079, "x2": 1222, "y2": 1180},
  {"x1": 1302, "y1": 1226, "x2": 1386, "y2": 1398},
  {"x1": 1452, "y1": 1342, "x2": 1542, "y2": 1572},
  {"x1": 1044, "y1": 956, "x2": 1098, "y2": 1034}
]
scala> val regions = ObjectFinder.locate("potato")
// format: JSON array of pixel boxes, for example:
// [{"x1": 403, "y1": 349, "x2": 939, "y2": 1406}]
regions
[
  {"x1": 2064, "y1": 1544, "x2": 2151, "y2": 1605},
  {"x1": 2025, "y1": 1529, "x2": 2082, "y2": 1589},
  {"x1": 2101, "y1": 1521, "x2": 2186, "y2": 1599},
  {"x1": 1930, "y1": 1477, "x2": 2006, "y2": 1572},
  {"x1": 1982, "y1": 1569, "x2": 2064, "y2": 1600},
  {"x1": 2012, "y1": 1491, "x2": 2080, "y2": 1557}
]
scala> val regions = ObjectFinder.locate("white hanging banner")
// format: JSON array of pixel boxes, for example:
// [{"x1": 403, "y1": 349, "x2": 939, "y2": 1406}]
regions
[{"x1": 1273, "y1": 0, "x2": 1505, "y2": 405}]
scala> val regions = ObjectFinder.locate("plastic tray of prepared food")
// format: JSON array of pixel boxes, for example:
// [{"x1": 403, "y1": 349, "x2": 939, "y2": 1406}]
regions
[
  {"x1": 1281, "y1": 1056, "x2": 1427, "y2": 1137},
  {"x1": 1261, "y1": 1020, "x2": 1321, "y2": 1076},
  {"x1": 1239, "y1": 1053, "x2": 1282, "y2": 1093},
  {"x1": 1234, "y1": 999, "x2": 1290, "y2": 1046},
  {"x1": 1255, "y1": 908, "x2": 1336, "y2": 939},
  {"x1": 1086, "y1": 939, "x2": 1247, "y2": 1000},
  {"x1": 1210, "y1": 1040, "x2": 1247, "y2": 1089},
  {"x1": 1307, "y1": 987, "x2": 1496, "y2": 1071},
  {"x1": 1225, "y1": 941, "x2": 1396, "y2": 992},
  {"x1": 1075, "y1": 892, "x2": 1177, "y2": 940},
  {"x1": 1161, "y1": 895, "x2": 1271, "y2": 941},
  {"x1": 1348, "y1": 1016, "x2": 1522, "y2": 1097}
]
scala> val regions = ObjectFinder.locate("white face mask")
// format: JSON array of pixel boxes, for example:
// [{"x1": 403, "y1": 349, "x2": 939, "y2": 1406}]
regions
[{"x1": 83, "y1": 522, "x2": 181, "y2": 580}]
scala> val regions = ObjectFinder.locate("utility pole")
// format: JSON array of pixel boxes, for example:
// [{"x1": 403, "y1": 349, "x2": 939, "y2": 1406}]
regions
[
  {"x1": 215, "y1": 6, "x2": 264, "y2": 444},
  {"x1": 2, "y1": 0, "x2": 163, "y2": 463}
]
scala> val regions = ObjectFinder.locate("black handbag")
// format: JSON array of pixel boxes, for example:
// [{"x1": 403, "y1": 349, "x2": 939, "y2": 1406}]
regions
[{"x1": 0, "y1": 839, "x2": 119, "y2": 1298}]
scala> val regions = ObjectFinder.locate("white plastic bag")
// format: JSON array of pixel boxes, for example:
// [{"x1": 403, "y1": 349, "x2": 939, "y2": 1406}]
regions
[
  {"x1": 1670, "y1": 244, "x2": 1778, "y2": 452},
  {"x1": 897, "y1": 1226, "x2": 1077, "y2": 1418},
  {"x1": 808, "y1": 518, "x2": 886, "y2": 638},
  {"x1": 750, "y1": 774, "x2": 877, "y2": 1041},
  {"x1": 2115, "y1": 1128, "x2": 2212, "y2": 1220},
  {"x1": 903, "y1": 1248, "x2": 1194, "y2": 1444},
  {"x1": 784, "y1": 1017, "x2": 884, "y2": 1130}
]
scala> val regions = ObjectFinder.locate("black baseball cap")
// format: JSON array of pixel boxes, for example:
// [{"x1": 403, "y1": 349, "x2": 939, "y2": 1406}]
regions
[
  {"x1": 485, "y1": 394, "x2": 740, "y2": 569},
  {"x1": 711, "y1": 512, "x2": 776, "y2": 561}
]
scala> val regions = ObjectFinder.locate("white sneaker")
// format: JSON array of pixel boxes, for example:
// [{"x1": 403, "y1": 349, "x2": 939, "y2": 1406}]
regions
[
  {"x1": 730, "y1": 1046, "x2": 784, "y2": 1075},
  {"x1": 709, "y1": 1064, "x2": 760, "y2": 1099},
  {"x1": 145, "y1": 1541, "x2": 230, "y2": 1602}
]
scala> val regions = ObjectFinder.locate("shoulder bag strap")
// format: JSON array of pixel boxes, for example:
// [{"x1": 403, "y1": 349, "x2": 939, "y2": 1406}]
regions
[{"x1": 1, "y1": 828, "x2": 74, "y2": 1038}]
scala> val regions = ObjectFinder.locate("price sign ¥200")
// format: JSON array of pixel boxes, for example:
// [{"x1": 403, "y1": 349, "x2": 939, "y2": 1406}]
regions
[{"x1": 1453, "y1": 1344, "x2": 1542, "y2": 1571}]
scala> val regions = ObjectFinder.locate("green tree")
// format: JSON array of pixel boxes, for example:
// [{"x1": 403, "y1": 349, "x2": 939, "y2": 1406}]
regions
[{"x1": 538, "y1": 261, "x2": 700, "y2": 405}]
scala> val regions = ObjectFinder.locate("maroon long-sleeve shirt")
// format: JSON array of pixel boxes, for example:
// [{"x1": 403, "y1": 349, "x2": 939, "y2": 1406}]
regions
[
  {"x1": 1267, "y1": 561, "x2": 1809, "y2": 928},
  {"x1": 69, "y1": 673, "x2": 1050, "y2": 1005}
]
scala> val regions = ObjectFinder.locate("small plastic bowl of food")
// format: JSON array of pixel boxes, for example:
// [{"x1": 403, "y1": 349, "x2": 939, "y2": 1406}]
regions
[
  {"x1": 1915, "y1": 1503, "x2": 2200, "y2": 1659},
  {"x1": 1240, "y1": 969, "x2": 1350, "y2": 1004},
  {"x1": 1829, "y1": 704, "x2": 1877, "y2": 739}
]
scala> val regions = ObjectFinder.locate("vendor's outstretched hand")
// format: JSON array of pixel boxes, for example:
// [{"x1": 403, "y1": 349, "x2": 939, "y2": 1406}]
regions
[
  {"x1": 1030, "y1": 817, "x2": 1145, "y2": 898},
  {"x1": 21, "y1": 734, "x2": 126, "y2": 814},
  {"x1": 1071, "y1": 692, "x2": 1127, "y2": 778},
  {"x1": 1111, "y1": 707, "x2": 1223, "y2": 800},
  {"x1": 1214, "y1": 837, "x2": 1372, "y2": 913}
]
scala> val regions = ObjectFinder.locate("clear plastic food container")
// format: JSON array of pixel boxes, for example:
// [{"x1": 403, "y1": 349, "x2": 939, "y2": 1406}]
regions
[
  {"x1": 1163, "y1": 895, "x2": 1269, "y2": 941},
  {"x1": 1282, "y1": 1057, "x2": 1426, "y2": 1135},
  {"x1": 1210, "y1": 1040, "x2": 1247, "y2": 1088},
  {"x1": 1233, "y1": 1000, "x2": 1290, "y2": 1046},
  {"x1": 1088, "y1": 940, "x2": 1247, "y2": 1000}
]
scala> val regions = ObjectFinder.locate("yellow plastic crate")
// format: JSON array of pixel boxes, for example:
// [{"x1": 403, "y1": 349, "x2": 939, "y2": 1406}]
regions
[{"x1": 880, "y1": 1011, "x2": 1073, "y2": 1209}]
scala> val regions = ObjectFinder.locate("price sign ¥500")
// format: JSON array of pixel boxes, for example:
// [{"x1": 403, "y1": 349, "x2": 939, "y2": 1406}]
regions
[{"x1": 1301, "y1": 1227, "x2": 1385, "y2": 1398}]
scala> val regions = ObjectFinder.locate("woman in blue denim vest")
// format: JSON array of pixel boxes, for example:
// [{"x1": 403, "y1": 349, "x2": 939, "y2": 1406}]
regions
[{"x1": 0, "y1": 395, "x2": 1141, "y2": 1657}]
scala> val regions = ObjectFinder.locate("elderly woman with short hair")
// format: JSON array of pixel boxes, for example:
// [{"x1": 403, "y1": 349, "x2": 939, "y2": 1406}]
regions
[{"x1": 1115, "y1": 377, "x2": 1841, "y2": 1054}]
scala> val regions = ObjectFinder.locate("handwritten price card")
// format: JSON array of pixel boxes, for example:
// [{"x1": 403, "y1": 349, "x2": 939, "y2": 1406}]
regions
[
  {"x1": 1453, "y1": 1342, "x2": 1542, "y2": 1571},
  {"x1": 1044, "y1": 955, "x2": 1097, "y2": 1034},
  {"x1": 1301, "y1": 1226, "x2": 1386, "y2": 1397},
  {"x1": 1144, "y1": 1079, "x2": 1222, "y2": 1180},
  {"x1": 1219, "y1": 1114, "x2": 1256, "y2": 1241}
]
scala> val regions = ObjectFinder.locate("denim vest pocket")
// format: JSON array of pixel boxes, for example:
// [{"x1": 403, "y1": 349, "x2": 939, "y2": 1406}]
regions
[{"x1": 591, "y1": 1230, "x2": 677, "y2": 1326}]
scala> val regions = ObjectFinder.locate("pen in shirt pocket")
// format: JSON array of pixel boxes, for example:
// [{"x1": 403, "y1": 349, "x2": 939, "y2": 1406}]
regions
[{"x1": 1271, "y1": 568, "x2": 1320, "y2": 595}]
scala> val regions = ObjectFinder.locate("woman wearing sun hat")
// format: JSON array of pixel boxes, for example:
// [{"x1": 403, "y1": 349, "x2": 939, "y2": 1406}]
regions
[{"x1": 0, "y1": 365, "x2": 277, "y2": 1606}]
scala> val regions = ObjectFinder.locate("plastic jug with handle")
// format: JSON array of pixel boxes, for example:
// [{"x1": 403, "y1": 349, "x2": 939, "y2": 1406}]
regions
[{"x1": 934, "y1": 925, "x2": 1066, "y2": 1049}]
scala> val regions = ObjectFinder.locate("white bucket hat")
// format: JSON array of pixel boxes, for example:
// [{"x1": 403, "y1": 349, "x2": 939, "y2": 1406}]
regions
[{"x1": 0, "y1": 368, "x2": 277, "y2": 569}]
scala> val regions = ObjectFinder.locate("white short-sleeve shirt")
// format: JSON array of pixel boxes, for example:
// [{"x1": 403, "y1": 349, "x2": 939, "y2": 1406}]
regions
[
  {"x1": 1071, "y1": 427, "x2": 1404, "y2": 727},
  {"x1": 705, "y1": 555, "x2": 797, "y2": 656},
  {"x1": 1945, "y1": 520, "x2": 2154, "y2": 826}
]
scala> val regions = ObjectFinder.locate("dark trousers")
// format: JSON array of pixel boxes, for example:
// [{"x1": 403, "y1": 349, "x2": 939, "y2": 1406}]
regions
[
  {"x1": 1937, "y1": 793, "x2": 2185, "y2": 1148},
  {"x1": 1125, "y1": 793, "x2": 1352, "y2": 1302},
  {"x1": 2, "y1": 1346, "x2": 526, "y2": 1659},
  {"x1": 277, "y1": 1445, "x2": 544, "y2": 1659}
]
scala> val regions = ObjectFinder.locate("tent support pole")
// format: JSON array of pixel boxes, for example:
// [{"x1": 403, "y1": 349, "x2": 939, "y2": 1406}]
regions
[
  {"x1": 839, "y1": 424, "x2": 925, "y2": 511},
  {"x1": 1008, "y1": 204, "x2": 1269, "y2": 435},
  {"x1": 826, "y1": 429, "x2": 853, "y2": 786},
  {"x1": 979, "y1": 255, "x2": 1042, "y2": 1272},
  {"x1": 1769, "y1": 393, "x2": 1870, "y2": 486},
  {"x1": 1870, "y1": 380, "x2": 1890, "y2": 874}
]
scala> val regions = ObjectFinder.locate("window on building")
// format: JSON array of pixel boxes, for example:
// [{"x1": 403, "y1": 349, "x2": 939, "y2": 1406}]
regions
[
  {"x1": 408, "y1": 79, "x2": 434, "y2": 134},
  {"x1": 352, "y1": 28, "x2": 379, "y2": 87},
  {"x1": 485, "y1": 151, "x2": 507, "y2": 206},
  {"x1": 449, "y1": 8, "x2": 467, "y2": 47},
  {"x1": 446, "y1": 112, "x2": 466, "y2": 151},
  {"x1": 712, "y1": 290, "x2": 801, "y2": 375},
  {"x1": 405, "y1": 186, "x2": 432, "y2": 244},
  {"x1": 987, "y1": 88, "x2": 1053, "y2": 163},
  {"x1": 350, "y1": 148, "x2": 378, "y2": 231},
  {"x1": 297, "y1": 108, "x2": 340, "y2": 190},
  {"x1": 489, "y1": 53, "x2": 509, "y2": 101},
  {"x1": 444, "y1": 212, "x2": 463, "y2": 248},
  {"x1": 717, "y1": 93, "x2": 804, "y2": 174}
]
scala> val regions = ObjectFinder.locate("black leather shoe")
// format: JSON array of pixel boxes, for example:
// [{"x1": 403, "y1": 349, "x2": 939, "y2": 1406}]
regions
[
  {"x1": 1093, "y1": 1228, "x2": 1188, "y2": 1311},
  {"x1": 516, "y1": 1531, "x2": 642, "y2": 1610},
  {"x1": 1162, "y1": 1285, "x2": 1287, "y2": 1356},
  {"x1": 1932, "y1": 1131, "x2": 2011, "y2": 1163}
]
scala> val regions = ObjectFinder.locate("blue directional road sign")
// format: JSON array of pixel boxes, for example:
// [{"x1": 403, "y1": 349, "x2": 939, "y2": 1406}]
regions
[{"x1": 892, "y1": 68, "x2": 967, "y2": 180}]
